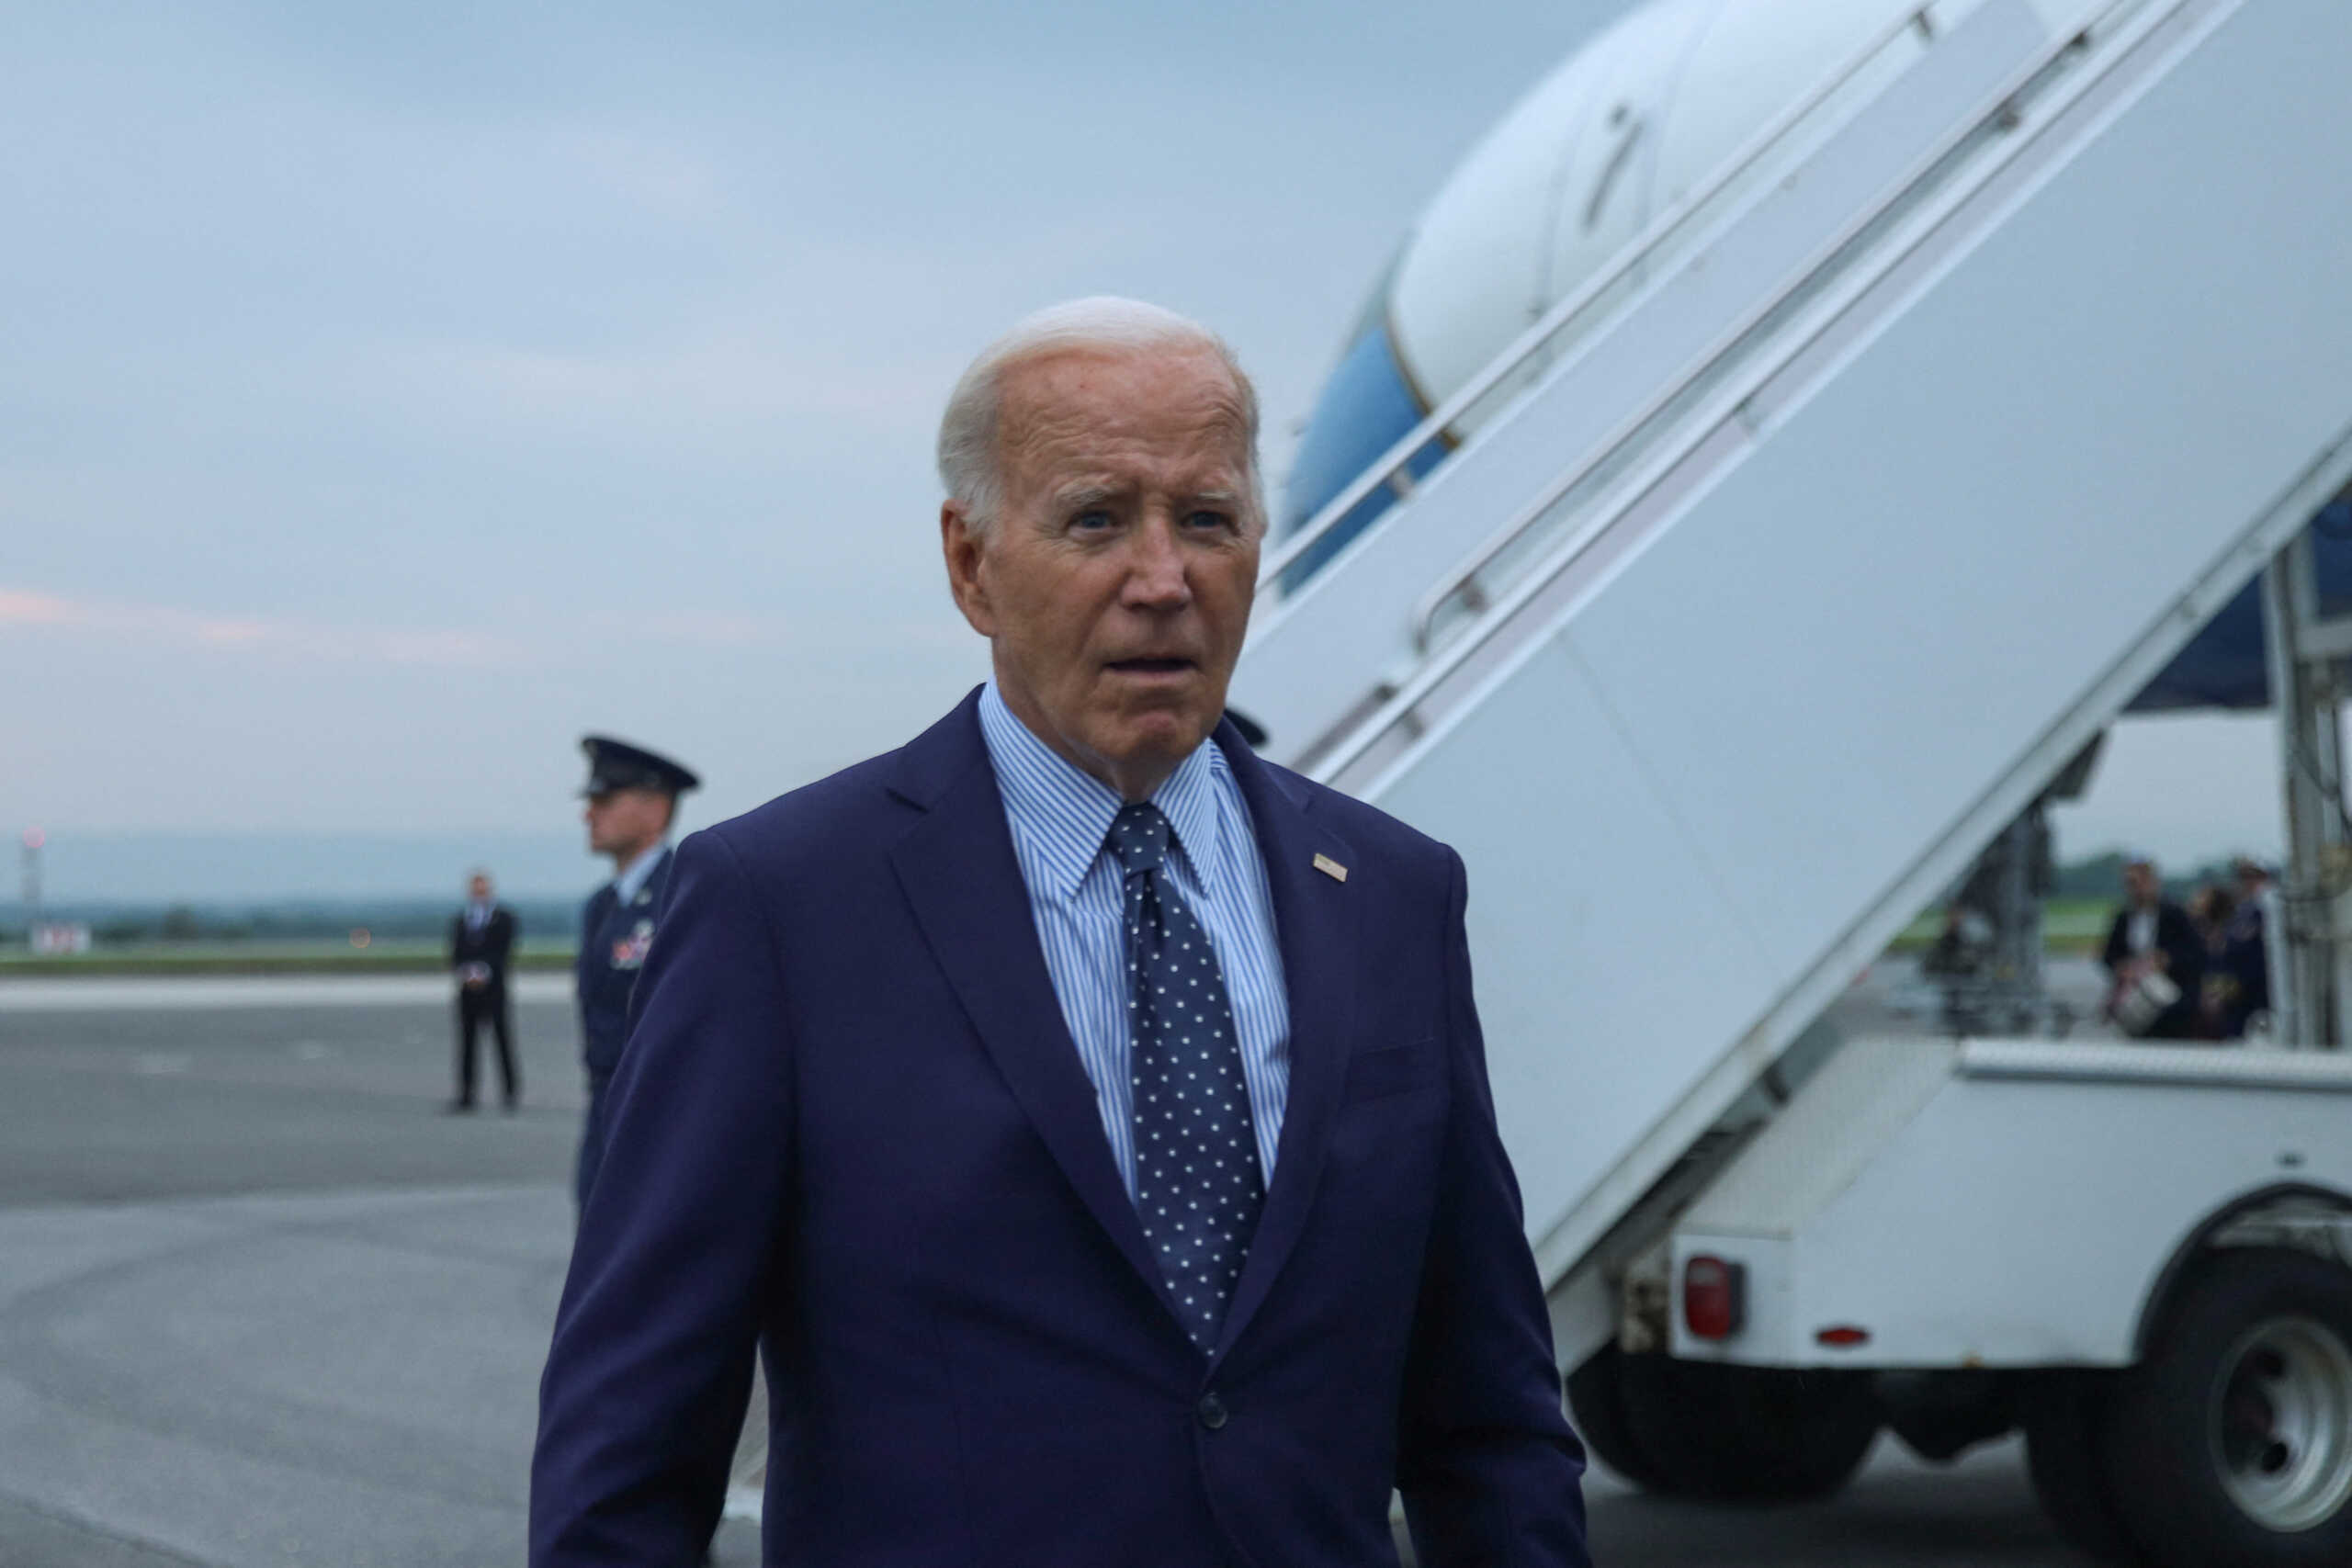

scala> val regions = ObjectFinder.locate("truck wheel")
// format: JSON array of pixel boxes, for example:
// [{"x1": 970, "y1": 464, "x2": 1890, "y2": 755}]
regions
[
  {"x1": 2102, "y1": 1247, "x2": 2352, "y2": 1568},
  {"x1": 1616, "y1": 1355, "x2": 1880, "y2": 1502},
  {"x1": 1566, "y1": 1345, "x2": 1677, "y2": 1493},
  {"x1": 2020, "y1": 1372, "x2": 2142, "y2": 1562}
]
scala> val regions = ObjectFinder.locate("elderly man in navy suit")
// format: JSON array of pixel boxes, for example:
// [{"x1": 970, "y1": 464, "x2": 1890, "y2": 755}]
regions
[{"x1": 531, "y1": 299, "x2": 1590, "y2": 1566}]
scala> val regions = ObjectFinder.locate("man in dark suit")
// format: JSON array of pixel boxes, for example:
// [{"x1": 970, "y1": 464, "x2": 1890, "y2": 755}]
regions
[
  {"x1": 573, "y1": 736, "x2": 699, "y2": 1209},
  {"x1": 532, "y1": 299, "x2": 1590, "y2": 1566},
  {"x1": 2102, "y1": 854, "x2": 2206, "y2": 1039},
  {"x1": 2217, "y1": 856, "x2": 2275, "y2": 1036},
  {"x1": 447, "y1": 870, "x2": 520, "y2": 1112}
]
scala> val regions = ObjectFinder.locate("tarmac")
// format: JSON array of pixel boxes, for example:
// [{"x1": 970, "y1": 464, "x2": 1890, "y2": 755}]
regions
[{"x1": 0, "y1": 966, "x2": 2110, "y2": 1566}]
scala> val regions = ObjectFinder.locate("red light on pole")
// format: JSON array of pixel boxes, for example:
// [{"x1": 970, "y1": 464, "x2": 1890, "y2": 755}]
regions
[{"x1": 21, "y1": 828, "x2": 42, "y2": 851}]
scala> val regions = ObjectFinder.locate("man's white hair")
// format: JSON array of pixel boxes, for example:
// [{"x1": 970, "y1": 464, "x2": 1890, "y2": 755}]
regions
[{"x1": 936, "y1": 296, "x2": 1262, "y2": 534}]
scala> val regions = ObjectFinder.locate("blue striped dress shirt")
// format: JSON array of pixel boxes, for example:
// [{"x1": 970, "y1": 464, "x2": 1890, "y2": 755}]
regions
[{"x1": 978, "y1": 682, "x2": 1292, "y2": 1200}]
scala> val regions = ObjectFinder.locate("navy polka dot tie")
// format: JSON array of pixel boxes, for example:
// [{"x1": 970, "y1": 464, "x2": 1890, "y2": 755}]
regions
[{"x1": 1108, "y1": 802, "x2": 1265, "y2": 1351}]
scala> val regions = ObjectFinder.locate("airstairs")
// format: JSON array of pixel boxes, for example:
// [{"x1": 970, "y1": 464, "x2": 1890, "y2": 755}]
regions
[{"x1": 1229, "y1": 0, "x2": 2352, "y2": 1348}]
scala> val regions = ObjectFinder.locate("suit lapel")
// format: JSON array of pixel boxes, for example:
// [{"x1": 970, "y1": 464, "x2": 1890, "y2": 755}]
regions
[
  {"x1": 887, "y1": 697, "x2": 1187, "y2": 1327},
  {"x1": 1215, "y1": 731, "x2": 1360, "y2": 1358}
]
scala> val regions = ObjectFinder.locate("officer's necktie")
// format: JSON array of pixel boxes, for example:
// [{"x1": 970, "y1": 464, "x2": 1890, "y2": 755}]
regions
[{"x1": 1109, "y1": 802, "x2": 1265, "y2": 1352}]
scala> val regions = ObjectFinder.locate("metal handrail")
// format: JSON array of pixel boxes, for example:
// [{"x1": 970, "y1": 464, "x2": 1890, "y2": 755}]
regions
[
  {"x1": 1256, "y1": 0, "x2": 1948, "y2": 592},
  {"x1": 1313, "y1": 2, "x2": 2145, "y2": 791},
  {"x1": 1405, "y1": 14, "x2": 2090, "y2": 654}
]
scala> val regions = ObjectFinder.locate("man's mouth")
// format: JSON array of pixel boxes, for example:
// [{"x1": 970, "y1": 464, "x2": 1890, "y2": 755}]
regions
[{"x1": 1106, "y1": 657, "x2": 1195, "y2": 675}]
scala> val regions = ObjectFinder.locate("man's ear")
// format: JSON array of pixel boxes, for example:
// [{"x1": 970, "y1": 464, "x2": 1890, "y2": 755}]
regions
[{"x1": 942, "y1": 501, "x2": 998, "y2": 637}]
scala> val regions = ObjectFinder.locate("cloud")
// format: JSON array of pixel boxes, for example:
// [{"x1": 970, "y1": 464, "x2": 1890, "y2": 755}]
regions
[
  {"x1": 634, "y1": 613, "x2": 784, "y2": 649},
  {"x1": 550, "y1": 126, "x2": 723, "y2": 220},
  {"x1": 0, "y1": 590, "x2": 85, "y2": 626},
  {"x1": 0, "y1": 583, "x2": 842, "y2": 669},
  {"x1": 373, "y1": 627, "x2": 519, "y2": 665},
  {"x1": 358, "y1": 322, "x2": 959, "y2": 446},
  {"x1": 0, "y1": 585, "x2": 524, "y2": 668}
]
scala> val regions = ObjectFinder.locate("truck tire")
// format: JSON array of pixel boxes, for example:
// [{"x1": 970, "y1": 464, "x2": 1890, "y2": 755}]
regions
[
  {"x1": 1616, "y1": 1354, "x2": 1880, "y2": 1502},
  {"x1": 1565, "y1": 1345, "x2": 1677, "y2": 1493},
  {"x1": 2101, "y1": 1247, "x2": 2352, "y2": 1568},
  {"x1": 2020, "y1": 1372, "x2": 2143, "y2": 1562}
]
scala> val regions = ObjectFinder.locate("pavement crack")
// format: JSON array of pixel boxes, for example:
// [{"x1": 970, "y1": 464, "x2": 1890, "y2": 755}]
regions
[{"x1": 0, "y1": 1489, "x2": 223, "y2": 1567}]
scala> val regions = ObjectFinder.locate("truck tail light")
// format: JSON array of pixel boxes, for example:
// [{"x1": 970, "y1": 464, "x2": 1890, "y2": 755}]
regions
[{"x1": 1682, "y1": 1255, "x2": 1746, "y2": 1340}]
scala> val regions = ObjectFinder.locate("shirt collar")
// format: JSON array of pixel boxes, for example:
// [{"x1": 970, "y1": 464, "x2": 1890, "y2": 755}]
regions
[
  {"x1": 978, "y1": 681, "x2": 1221, "y2": 902},
  {"x1": 612, "y1": 841, "x2": 670, "y2": 906}
]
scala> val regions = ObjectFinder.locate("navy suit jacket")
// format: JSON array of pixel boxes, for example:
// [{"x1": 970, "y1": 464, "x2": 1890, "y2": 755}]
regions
[{"x1": 532, "y1": 691, "x2": 1589, "y2": 1567}]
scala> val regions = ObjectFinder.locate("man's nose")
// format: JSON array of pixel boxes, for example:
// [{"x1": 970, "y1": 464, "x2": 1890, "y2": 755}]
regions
[{"x1": 1124, "y1": 516, "x2": 1192, "y2": 607}]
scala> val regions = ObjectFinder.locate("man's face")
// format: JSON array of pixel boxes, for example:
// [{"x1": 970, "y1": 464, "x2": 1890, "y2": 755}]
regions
[
  {"x1": 942, "y1": 343, "x2": 1260, "y2": 799},
  {"x1": 2124, "y1": 863, "x2": 2158, "y2": 905},
  {"x1": 583, "y1": 788, "x2": 670, "y2": 859},
  {"x1": 469, "y1": 874, "x2": 492, "y2": 902}
]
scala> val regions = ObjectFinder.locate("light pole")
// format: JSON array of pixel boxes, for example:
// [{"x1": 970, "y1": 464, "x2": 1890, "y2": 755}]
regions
[{"x1": 18, "y1": 828, "x2": 41, "y2": 926}]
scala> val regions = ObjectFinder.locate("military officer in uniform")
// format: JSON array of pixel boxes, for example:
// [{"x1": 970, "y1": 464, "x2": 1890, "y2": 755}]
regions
[{"x1": 574, "y1": 735, "x2": 701, "y2": 1210}]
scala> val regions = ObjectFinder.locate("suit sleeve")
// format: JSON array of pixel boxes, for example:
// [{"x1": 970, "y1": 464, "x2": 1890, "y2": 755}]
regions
[
  {"x1": 531, "y1": 829, "x2": 792, "y2": 1565},
  {"x1": 491, "y1": 911, "x2": 517, "y2": 972},
  {"x1": 1396, "y1": 848, "x2": 1591, "y2": 1567}
]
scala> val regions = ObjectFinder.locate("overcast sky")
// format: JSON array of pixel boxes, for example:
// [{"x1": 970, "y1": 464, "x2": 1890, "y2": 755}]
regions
[{"x1": 0, "y1": 0, "x2": 2288, "y2": 895}]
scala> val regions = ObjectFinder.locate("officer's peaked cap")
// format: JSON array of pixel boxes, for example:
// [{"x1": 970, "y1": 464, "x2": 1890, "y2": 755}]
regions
[{"x1": 580, "y1": 736, "x2": 701, "y2": 798}]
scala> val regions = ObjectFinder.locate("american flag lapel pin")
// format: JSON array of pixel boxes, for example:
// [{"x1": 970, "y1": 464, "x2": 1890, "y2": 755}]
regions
[{"x1": 1312, "y1": 852, "x2": 1348, "y2": 883}]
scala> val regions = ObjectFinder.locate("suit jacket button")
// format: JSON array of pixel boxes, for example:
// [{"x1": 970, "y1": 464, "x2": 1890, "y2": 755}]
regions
[{"x1": 1197, "y1": 1392, "x2": 1227, "y2": 1430}]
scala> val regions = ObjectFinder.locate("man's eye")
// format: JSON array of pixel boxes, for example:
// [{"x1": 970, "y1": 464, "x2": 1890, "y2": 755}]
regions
[
  {"x1": 1183, "y1": 510, "x2": 1234, "y2": 531},
  {"x1": 1071, "y1": 510, "x2": 1114, "y2": 533}
]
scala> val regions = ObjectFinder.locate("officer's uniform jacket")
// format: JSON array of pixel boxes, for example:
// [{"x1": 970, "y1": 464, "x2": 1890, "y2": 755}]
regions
[{"x1": 576, "y1": 848, "x2": 674, "y2": 1077}]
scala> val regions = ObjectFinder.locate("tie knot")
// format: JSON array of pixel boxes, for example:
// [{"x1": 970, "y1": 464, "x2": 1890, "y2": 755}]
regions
[{"x1": 1107, "y1": 802, "x2": 1171, "y2": 879}]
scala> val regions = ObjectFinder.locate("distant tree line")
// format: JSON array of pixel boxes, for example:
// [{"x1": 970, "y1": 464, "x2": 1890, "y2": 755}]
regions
[
  {"x1": 2046, "y1": 851, "x2": 2258, "y2": 902},
  {"x1": 0, "y1": 855, "x2": 2264, "y2": 952},
  {"x1": 0, "y1": 897, "x2": 586, "y2": 948}
]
